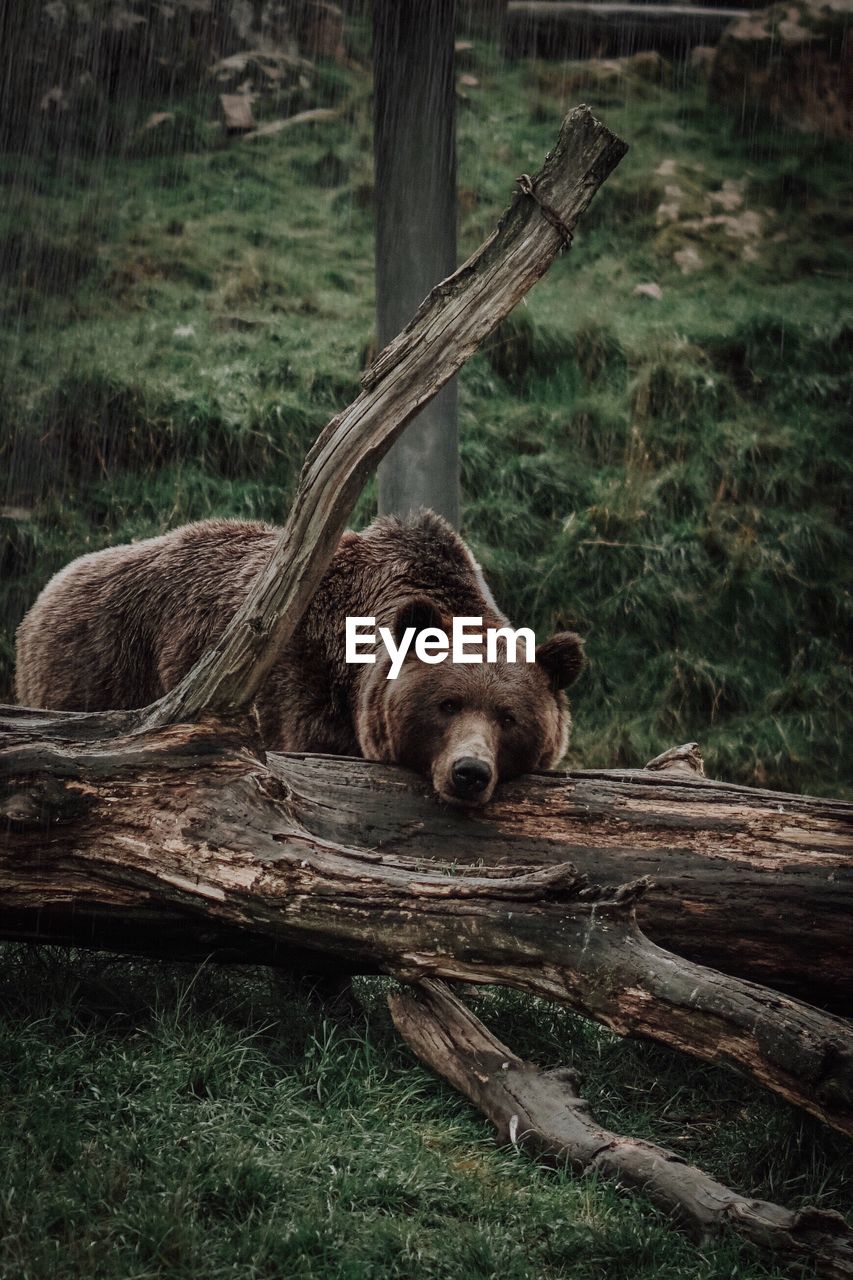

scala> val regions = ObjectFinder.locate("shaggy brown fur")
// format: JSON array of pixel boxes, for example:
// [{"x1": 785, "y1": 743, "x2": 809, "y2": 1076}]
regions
[{"x1": 15, "y1": 511, "x2": 583, "y2": 806}]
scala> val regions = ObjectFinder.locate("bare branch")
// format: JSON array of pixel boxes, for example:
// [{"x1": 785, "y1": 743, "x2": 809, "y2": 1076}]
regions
[
  {"x1": 389, "y1": 980, "x2": 853, "y2": 1279},
  {"x1": 144, "y1": 105, "x2": 627, "y2": 728},
  {"x1": 644, "y1": 741, "x2": 705, "y2": 775}
]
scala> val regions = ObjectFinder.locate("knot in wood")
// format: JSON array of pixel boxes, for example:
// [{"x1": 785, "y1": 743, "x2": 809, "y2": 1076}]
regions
[{"x1": 516, "y1": 173, "x2": 574, "y2": 249}]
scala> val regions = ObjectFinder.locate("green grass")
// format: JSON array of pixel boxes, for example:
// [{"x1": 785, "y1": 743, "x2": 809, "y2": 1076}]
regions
[
  {"x1": 0, "y1": 41, "x2": 851, "y2": 1279},
  {"x1": 1, "y1": 47, "x2": 850, "y2": 794},
  {"x1": 1, "y1": 949, "x2": 851, "y2": 1280}
]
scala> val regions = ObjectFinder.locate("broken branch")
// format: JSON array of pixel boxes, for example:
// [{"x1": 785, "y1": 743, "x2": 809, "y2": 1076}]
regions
[
  {"x1": 144, "y1": 105, "x2": 627, "y2": 728},
  {"x1": 389, "y1": 980, "x2": 853, "y2": 1278}
]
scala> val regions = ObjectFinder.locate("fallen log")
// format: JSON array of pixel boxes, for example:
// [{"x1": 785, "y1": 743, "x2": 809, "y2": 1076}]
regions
[
  {"x1": 261, "y1": 749, "x2": 853, "y2": 1012},
  {"x1": 505, "y1": 0, "x2": 744, "y2": 57},
  {"x1": 1, "y1": 716, "x2": 852, "y2": 1138},
  {"x1": 390, "y1": 980, "x2": 853, "y2": 1277}
]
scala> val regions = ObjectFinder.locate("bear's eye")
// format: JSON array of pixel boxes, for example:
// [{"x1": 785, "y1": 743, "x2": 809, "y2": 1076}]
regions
[
  {"x1": 440, "y1": 699, "x2": 462, "y2": 715},
  {"x1": 499, "y1": 712, "x2": 517, "y2": 730}
]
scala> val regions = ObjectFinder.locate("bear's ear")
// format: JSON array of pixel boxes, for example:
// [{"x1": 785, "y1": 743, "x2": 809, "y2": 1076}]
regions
[
  {"x1": 392, "y1": 597, "x2": 446, "y2": 645},
  {"x1": 535, "y1": 631, "x2": 585, "y2": 691}
]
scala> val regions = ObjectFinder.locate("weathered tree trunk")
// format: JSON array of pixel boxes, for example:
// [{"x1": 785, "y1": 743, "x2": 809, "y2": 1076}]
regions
[
  {"x1": 390, "y1": 980, "x2": 853, "y2": 1277},
  {"x1": 505, "y1": 1, "x2": 744, "y2": 58},
  {"x1": 1, "y1": 716, "x2": 852, "y2": 1139},
  {"x1": 263, "y1": 750, "x2": 853, "y2": 1012},
  {"x1": 374, "y1": 0, "x2": 460, "y2": 524}
]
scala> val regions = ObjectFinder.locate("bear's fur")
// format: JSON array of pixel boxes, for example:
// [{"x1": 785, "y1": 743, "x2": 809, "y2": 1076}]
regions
[{"x1": 15, "y1": 511, "x2": 583, "y2": 806}]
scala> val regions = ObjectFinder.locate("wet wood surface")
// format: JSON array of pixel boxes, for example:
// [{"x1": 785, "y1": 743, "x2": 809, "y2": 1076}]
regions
[{"x1": 2, "y1": 712, "x2": 851, "y2": 1137}]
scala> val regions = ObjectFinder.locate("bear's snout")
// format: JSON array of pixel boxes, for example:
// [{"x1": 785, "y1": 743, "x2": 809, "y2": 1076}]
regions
[
  {"x1": 433, "y1": 723, "x2": 498, "y2": 806},
  {"x1": 450, "y1": 756, "x2": 493, "y2": 800}
]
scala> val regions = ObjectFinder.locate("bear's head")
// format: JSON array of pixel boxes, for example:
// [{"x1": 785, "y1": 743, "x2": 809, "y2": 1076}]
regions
[{"x1": 356, "y1": 599, "x2": 584, "y2": 808}]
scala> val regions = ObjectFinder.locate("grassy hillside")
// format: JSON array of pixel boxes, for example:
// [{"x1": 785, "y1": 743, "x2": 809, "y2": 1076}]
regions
[
  {"x1": 1, "y1": 48, "x2": 850, "y2": 794},
  {"x1": 1, "y1": 38, "x2": 851, "y2": 1280}
]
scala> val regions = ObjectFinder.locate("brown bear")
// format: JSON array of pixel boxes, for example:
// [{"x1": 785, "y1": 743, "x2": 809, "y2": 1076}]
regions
[{"x1": 15, "y1": 511, "x2": 583, "y2": 807}]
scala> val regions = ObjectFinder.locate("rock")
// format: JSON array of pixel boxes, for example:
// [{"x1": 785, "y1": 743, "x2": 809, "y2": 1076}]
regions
[
  {"x1": 690, "y1": 45, "x2": 716, "y2": 78},
  {"x1": 674, "y1": 246, "x2": 704, "y2": 275},
  {"x1": 656, "y1": 199, "x2": 770, "y2": 269},
  {"x1": 709, "y1": 178, "x2": 745, "y2": 212},
  {"x1": 220, "y1": 93, "x2": 255, "y2": 133},
  {"x1": 633, "y1": 282, "x2": 663, "y2": 301},
  {"x1": 710, "y1": 0, "x2": 852, "y2": 139}
]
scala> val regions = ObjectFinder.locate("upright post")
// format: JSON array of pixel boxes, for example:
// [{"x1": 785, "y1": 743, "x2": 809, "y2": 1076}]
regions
[{"x1": 373, "y1": 0, "x2": 460, "y2": 525}]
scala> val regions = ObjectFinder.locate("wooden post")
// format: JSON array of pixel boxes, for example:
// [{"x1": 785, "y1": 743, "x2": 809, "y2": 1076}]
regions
[{"x1": 373, "y1": 0, "x2": 460, "y2": 526}]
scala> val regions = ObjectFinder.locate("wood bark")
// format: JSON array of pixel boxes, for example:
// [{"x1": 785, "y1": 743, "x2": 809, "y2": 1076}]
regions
[
  {"x1": 390, "y1": 980, "x2": 853, "y2": 1277},
  {"x1": 1, "y1": 715, "x2": 852, "y2": 1139},
  {"x1": 261, "y1": 750, "x2": 853, "y2": 1012}
]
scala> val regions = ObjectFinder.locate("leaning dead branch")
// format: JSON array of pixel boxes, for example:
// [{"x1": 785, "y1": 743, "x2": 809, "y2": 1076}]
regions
[
  {"x1": 390, "y1": 980, "x2": 853, "y2": 1278},
  {"x1": 144, "y1": 105, "x2": 628, "y2": 728}
]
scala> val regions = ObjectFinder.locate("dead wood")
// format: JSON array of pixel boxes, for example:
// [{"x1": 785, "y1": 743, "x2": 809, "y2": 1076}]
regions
[
  {"x1": 220, "y1": 93, "x2": 255, "y2": 132},
  {"x1": 143, "y1": 104, "x2": 628, "y2": 729},
  {"x1": 389, "y1": 980, "x2": 853, "y2": 1278},
  {"x1": 1, "y1": 717, "x2": 851, "y2": 1137},
  {"x1": 248, "y1": 751, "x2": 853, "y2": 1012}
]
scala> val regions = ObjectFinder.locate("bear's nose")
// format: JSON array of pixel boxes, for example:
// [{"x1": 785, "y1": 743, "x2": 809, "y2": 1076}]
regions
[{"x1": 451, "y1": 757, "x2": 493, "y2": 797}]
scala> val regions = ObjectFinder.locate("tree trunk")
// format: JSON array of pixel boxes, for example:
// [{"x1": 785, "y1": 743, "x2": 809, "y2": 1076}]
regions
[
  {"x1": 374, "y1": 0, "x2": 460, "y2": 524},
  {"x1": 262, "y1": 750, "x2": 853, "y2": 1012},
  {"x1": 1, "y1": 715, "x2": 852, "y2": 1139}
]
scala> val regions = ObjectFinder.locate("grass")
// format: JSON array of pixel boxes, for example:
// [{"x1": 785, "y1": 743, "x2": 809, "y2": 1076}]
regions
[
  {"x1": 0, "y1": 36, "x2": 851, "y2": 1280},
  {"x1": 1, "y1": 949, "x2": 851, "y2": 1280},
  {"x1": 1, "y1": 48, "x2": 850, "y2": 794}
]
